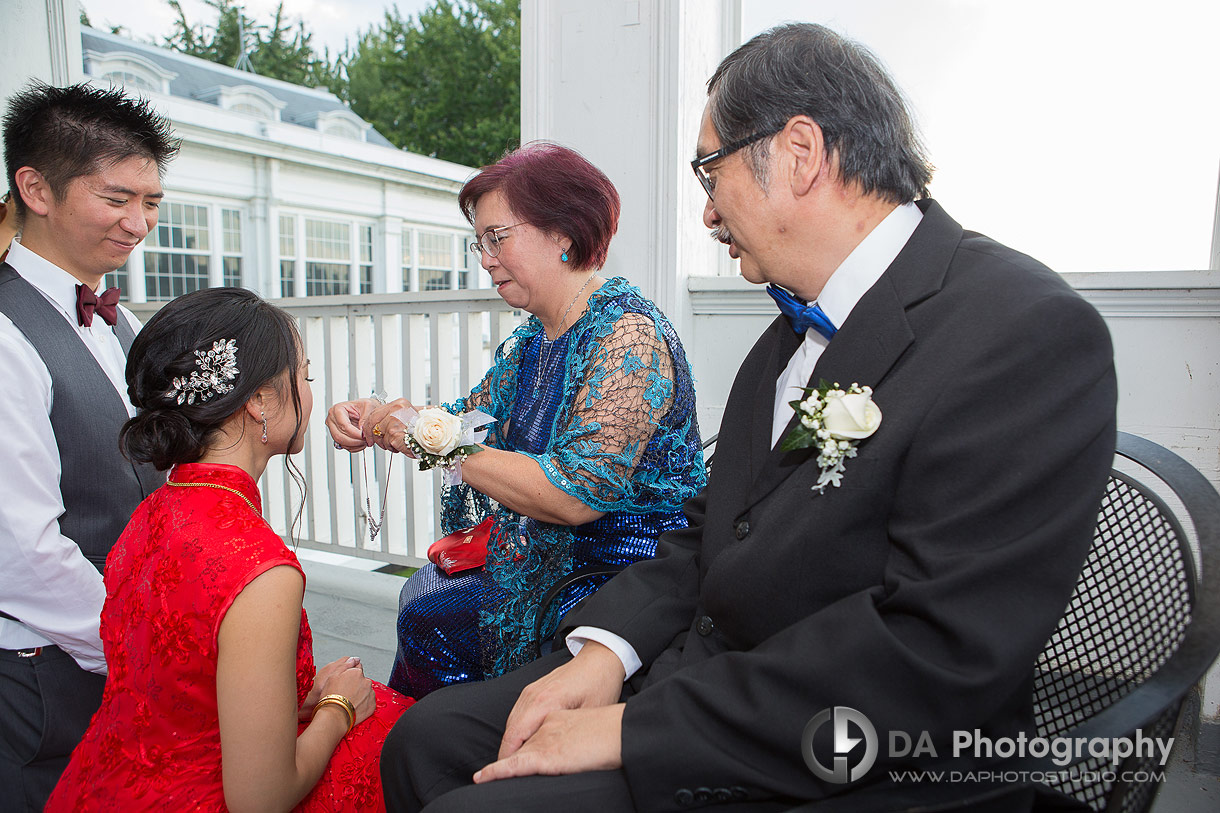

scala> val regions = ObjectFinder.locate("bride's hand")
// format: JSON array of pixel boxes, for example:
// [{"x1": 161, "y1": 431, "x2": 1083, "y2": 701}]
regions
[
  {"x1": 318, "y1": 662, "x2": 377, "y2": 728},
  {"x1": 298, "y1": 656, "x2": 360, "y2": 721},
  {"x1": 326, "y1": 400, "x2": 378, "y2": 451}
]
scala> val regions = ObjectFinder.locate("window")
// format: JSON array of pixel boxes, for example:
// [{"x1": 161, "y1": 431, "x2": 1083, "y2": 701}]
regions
[
  {"x1": 101, "y1": 71, "x2": 158, "y2": 94},
  {"x1": 222, "y1": 208, "x2": 242, "y2": 288},
  {"x1": 144, "y1": 202, "x2": 209, "y2": 301},
  {"x1": 280, "y1": 215, "x2": 297, "y2": 298},
  {"x1": 312, "y1": 110, "x2": 368, "y2": 142},
  {"x1": 196, "y1": 85, "x2": 285, "y2": 121},
  {"x1": 418, "y1": 231, "x2": 453, "y2": 291},
  {"x1": 359, "y1": 225, "x2": 374, "y2": 294},
  {"x1": 84, "y1": 51, "x2": 175, "y2": 95},
  {"x1": 740, "y1": 2, "x2": 1220, "y2": 272},
  {"x1": 305, "y1": 218, "x2": 351, "y2": 296}
]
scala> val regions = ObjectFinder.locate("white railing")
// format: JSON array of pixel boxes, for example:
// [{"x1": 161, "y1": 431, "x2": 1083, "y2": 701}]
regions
[{"x1": 131, "y1": 291, "x2": 524, "y2": 567}]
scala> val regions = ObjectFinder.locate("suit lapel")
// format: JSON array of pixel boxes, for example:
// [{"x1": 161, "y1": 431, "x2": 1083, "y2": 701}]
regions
[
  {"x1": 748, "y1": 318, "x2": 803, "y2": 478},
  {"x1": 741, "y1": 199, "x2": 963, "y2": 511}
]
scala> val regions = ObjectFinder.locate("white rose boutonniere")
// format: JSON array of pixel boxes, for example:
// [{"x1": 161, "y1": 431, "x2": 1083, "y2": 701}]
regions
[{"x1": 780, "y1": 381, "x2": 882, "y2": 493}]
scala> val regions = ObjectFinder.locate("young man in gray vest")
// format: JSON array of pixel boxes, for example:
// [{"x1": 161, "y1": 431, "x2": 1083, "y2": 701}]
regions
[{"x1": 0, "y1": 82, "x2": 177, "y2": 811}]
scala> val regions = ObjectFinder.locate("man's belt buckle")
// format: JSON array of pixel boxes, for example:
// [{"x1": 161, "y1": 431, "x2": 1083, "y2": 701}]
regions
[{"x1": 16, "y1": 647, "x2": 42, "y2": 658}]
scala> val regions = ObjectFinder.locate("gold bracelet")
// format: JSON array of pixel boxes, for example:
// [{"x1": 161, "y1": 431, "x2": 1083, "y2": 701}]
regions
[{"x1": 314, "y1": 694, "x2": 355, "y2": 733}]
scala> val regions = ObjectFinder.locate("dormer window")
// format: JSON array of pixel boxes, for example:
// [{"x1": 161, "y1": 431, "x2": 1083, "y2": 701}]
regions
[
  {"x1": 84, "y1": 50, "x2": 175, "y2": 95},
  {"x1": 196, "y1": 85, "x2": 285, "y2": 121},
  {"x1": 313, "y1": 110, "x2": 369, "y2": 142}
]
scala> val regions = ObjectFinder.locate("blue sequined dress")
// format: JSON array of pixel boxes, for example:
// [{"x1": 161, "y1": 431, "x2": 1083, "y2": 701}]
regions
[{"x1": 388, "y1": 277, "x2": 705, "y2": 697}]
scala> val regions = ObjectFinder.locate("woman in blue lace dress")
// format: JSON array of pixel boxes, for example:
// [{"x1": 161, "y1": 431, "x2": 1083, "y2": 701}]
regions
[{"x1": 326, "y1": 143, "x2": 704, "y2": 698}]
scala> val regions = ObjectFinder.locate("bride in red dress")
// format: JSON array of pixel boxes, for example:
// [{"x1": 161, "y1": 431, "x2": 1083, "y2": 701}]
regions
[{"x1": 46, "y1": 288, "x2": 412, "y2": 811}]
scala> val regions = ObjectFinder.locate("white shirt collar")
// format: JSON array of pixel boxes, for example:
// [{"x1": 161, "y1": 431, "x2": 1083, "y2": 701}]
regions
[
  {"x1": 814, "y1": 201, "x2": 924, "y2": 330},
  {"x1": 5, "y1": 237, "x2": 98, "y2": 320}
]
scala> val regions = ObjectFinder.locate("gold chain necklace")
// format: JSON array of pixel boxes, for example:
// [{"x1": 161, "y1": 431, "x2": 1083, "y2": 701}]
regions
[{"x1": 166, "y1": 479, "x2": 261, "y2": 516}]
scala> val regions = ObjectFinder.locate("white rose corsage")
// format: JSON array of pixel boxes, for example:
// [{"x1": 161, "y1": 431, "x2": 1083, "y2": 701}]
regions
[
  {"x1": 392, "y1": 406, "x2": 496, "y2": 485},
  {"x1": 780, "y1": 381, "x2": 882, "y2": 493}
]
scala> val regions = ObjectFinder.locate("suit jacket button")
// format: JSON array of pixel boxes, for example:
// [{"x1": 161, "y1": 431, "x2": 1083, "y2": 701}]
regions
[
  {"x1": 674, "y1": 788, "x2": 694, "y2": 806},
  {"x1": 730, "y1": 786, "x2": 749, "y2": 800},
  {"x1": 696, "y1": 615, "x2": 715, "y2": 636},
  {"x1": 734, "y1": 520, "x2": 750, "y2": 539},
  {"x1": 694, "y1": 787, "x2": 712, "y2": 802},
  {"x1": 714, "y1": 788, "x2": 733, "y2": 801}
]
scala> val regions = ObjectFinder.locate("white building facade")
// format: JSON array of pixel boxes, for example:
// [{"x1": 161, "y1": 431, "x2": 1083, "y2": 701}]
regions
[{"x1": 77, "y1": 26, "x2": 485, "y2": 304}]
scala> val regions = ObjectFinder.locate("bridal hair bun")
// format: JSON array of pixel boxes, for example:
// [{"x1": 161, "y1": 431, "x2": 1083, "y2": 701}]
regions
[
  {"x1": 121, "y1": 408, "x2": 206, "y2": 471},
  {"x1": 120, "y1": 288, "x2": 304, "y2": 471}
]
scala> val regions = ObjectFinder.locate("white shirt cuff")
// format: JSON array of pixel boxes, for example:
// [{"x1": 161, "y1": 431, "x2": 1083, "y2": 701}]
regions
[{"x1": 565, "y1": 626, "x2": 642, "y2": 680}]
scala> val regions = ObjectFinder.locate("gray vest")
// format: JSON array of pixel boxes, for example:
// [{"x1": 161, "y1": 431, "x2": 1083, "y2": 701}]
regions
[{"x1": 0, "y1": 262, "x2": 163, "y2": 575}]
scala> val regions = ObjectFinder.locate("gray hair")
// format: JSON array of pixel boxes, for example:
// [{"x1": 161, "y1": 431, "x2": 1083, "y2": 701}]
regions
[{"x1": 707, "y1": 23, "x2": 932, "y2": 204}]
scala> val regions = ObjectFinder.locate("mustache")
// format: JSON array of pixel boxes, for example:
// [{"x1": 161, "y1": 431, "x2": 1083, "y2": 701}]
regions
[{"x1": 710, "y1": 225, "x2": 733, "y2": 245}]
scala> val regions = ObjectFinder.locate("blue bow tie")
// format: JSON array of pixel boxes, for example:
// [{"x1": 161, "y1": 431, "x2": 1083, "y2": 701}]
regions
[{"x1": 766, "y1": 284, "x2": 837, "y2": 341}]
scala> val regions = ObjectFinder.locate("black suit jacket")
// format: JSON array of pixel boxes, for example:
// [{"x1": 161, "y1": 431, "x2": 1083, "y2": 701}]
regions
[{"x1": 562, "y1": 200, "x2": 1118, "y2": 809}]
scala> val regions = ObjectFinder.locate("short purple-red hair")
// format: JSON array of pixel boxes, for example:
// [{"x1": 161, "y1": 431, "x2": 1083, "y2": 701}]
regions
[{"x1": 459, "y1": 142, "x2": 620, "y2": 270}]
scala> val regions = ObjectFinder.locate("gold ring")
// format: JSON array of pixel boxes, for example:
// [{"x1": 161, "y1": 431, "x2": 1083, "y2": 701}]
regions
[{"x1": 372, "y1": 425, "x2": 384, "y2": 437}]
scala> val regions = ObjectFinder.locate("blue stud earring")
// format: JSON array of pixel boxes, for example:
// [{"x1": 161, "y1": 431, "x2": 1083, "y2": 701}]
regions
[{"x1": 560, "y1": 250, "x2": 569, "y2": 263}]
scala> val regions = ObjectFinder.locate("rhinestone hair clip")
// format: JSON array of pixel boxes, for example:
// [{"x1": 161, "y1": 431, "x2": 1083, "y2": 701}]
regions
[{"x1": 166, "y1": 339, "x2": 240, "y2": 405}]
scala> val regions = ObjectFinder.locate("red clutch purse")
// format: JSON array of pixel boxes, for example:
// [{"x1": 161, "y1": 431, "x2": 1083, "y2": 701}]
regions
[{"x1": 427, "y1": 517, "x2": 494, "y2": 575}]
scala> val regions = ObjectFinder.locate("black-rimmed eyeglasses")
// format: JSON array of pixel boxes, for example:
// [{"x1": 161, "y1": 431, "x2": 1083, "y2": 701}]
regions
[
  {"x1": 690, "y1": 127, "x2": 780, "y2": 199},
  {"x1": 469, "y1": 222, "x2": 528, "y2": 258}
]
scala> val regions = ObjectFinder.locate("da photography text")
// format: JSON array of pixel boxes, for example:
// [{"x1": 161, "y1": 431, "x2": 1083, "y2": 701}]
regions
[{"x1": 802, "y1": 706, "x2": 1174, "y2": 784}]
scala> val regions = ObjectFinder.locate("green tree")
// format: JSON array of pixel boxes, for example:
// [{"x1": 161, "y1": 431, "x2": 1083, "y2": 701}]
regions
[
  {"x1": 344, "y1": 0, "x2": 520, "y2": 167},
  {"x1": 162, "y1": 0, "x2": 342, "y2": 91}
]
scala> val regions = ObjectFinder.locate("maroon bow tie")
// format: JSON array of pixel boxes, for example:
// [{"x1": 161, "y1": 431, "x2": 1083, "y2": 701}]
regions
[{"x1": 76, "y1": 284, "x2": 120, "y2": 327}]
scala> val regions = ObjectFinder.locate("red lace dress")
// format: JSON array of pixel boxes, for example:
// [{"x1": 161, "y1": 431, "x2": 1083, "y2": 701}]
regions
[{"x1": 46, "y1": 463, "x2": 413, "y2": 811}]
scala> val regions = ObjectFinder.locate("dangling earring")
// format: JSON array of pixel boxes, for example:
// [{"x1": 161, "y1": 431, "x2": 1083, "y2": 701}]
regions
[
  {"x1": 560, "y1": 249, "x2": 569, "y2": 263},
  {"x1": 261, "y1": 410, "x2": 268, "y2": 444}
]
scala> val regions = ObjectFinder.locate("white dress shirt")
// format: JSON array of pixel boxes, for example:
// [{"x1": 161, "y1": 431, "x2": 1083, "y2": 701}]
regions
[
  {"x1": 0, "y1": 238, "x2": 141, "y2": 673},
  {"x1": 771, "y1": 202, "x2": 924, "y2": 446},
  {"x1": 568, "y1": 202, "x2": 924, "y2": 679}
]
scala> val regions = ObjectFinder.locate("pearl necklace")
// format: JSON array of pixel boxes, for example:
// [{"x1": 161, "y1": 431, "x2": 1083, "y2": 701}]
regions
[{"x1": 536, "y1": 272, "x2": 596, "y2": 394}]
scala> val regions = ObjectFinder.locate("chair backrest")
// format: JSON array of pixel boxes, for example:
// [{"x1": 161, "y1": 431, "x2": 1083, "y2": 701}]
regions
[{"x1": 1031, "y1": 432, "x2": 1220, "y2": 812}]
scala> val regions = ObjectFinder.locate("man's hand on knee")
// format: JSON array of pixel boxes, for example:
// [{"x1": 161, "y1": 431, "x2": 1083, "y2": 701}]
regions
[
  {"x1": 496, "y1": 641, "x2": 625, "y2": 761},
  {"x1": 474, "y1": 704, "x2": 625, "y2": 783}
]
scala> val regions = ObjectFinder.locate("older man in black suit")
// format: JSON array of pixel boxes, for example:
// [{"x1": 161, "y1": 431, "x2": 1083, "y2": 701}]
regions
[{"x1": 381, "y1": 23, "x2": 1117, "y2": 812}]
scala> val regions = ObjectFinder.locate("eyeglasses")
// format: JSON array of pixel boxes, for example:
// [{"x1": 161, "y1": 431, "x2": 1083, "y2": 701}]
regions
[
  {"x1": 690, "y1": 127, "x2": 781, "y2": 199},
  {"x1": 469, "y1": 222, "x2": 528, "y2": 258}
]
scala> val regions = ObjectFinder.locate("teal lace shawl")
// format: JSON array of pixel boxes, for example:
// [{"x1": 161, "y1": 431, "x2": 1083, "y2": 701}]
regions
[{"x1": 441, "y1": 276, "x2": 704, "y2": 677}]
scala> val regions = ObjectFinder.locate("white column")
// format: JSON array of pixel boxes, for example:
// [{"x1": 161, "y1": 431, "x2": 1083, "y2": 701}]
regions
[
  {"x1": 293, "y1": 214, "x2": 306, "y2": 299},
  {"x1": 1, "y1": 1, "x2": 84, "y2": 170},
  {"x1": 253, "y1": 157, "x2": 279, "y2": 298},
  {"x1": 383, "y1": 216, "x2": 404, "y2": 293},
  {"x1": 208, "y1": 204, "x2": 224, "y2": 289},
  {"x1": 408, "y1": 229, "x2": 420, "y2": 293},
  {"x1": 520, "y1": 0, "x2": 739, "y2": 338},
  {"x1": 127, "y1": 242, "x2": 148, "y2": 303}
]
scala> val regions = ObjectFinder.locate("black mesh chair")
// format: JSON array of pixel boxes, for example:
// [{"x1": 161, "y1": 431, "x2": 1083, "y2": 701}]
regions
[
  {"x1": 789, "y1": 431, "x2": 1220, "y2": 812},
  {"x1": 1020, "y1": 431, "x2": 1220, "y2": 811},
  {"x1": 530, "y1": 433, "x2": 718, "y2": 657}
]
